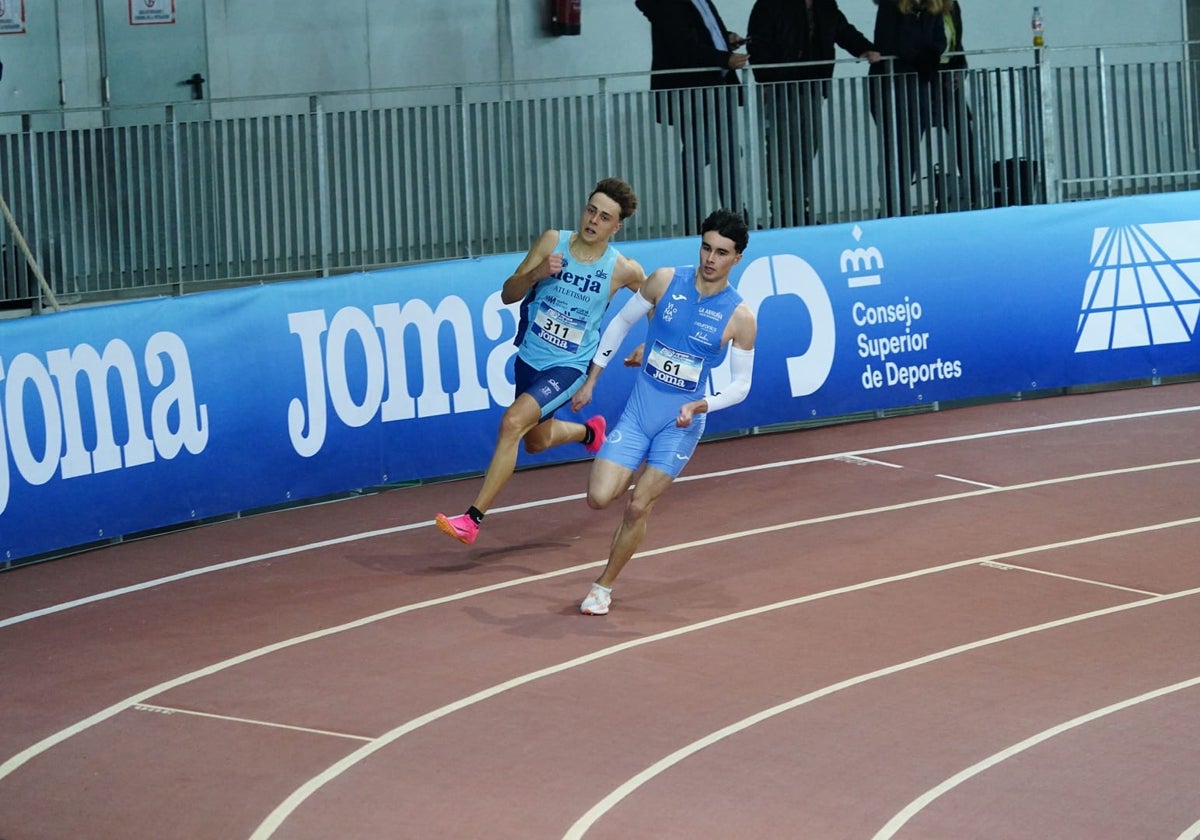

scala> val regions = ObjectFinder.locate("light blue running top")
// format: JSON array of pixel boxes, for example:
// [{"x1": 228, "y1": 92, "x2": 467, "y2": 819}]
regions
[
  {"x1": 515, "y1": 230, "x2": 621, "y2": 373},
  {"x1": 633, "y1": 265, "x2": 743, "y2": 415}
]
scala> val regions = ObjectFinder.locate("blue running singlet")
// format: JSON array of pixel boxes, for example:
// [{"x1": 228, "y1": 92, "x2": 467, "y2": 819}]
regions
[
  {"x1": 514, "y1": 230, "x2": 622, "y2": 373},
  {"x1": 599, "y1": 266, "x2": 743, "y2": 477}
]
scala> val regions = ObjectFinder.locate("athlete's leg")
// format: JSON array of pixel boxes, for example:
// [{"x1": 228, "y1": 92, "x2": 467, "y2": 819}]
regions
[
  {"x1": 594, "y1": 412, "x2": 702, "y2": 585},
  {"x1": 515, "y1": 362, "x2": 603, "y2": 455},
  {"x1": 523, "y1": 414, "x2": 586, "y2": 454},
  {"x1": 595, "y1": 465, "x2": 675, "y2": 588},
  {"x1": 462, "y1": 360, "x2": 593, "y2": 514},
  {"x1": 586, "y1": 405, "x2": 651, "y2": 509},
  {"x1": 586, "y1": 456, "x2": 637, "y2": 510},
  {"x1": 437, "y1": 360, "x2": 598, "y2": 543},
  {"x1": 468, "y1": 393, "x2": 543, "y2": 514}
]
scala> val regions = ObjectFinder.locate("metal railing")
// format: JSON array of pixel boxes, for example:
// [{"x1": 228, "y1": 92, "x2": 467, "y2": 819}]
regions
[{"x1": 1, "y1": 43, "x2": 1197, "y2": 312}]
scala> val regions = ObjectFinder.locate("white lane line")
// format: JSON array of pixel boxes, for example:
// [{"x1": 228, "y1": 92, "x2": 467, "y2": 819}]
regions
[
  {"x1": 0, "y1": 499, "x2": 594, "y2": 631},
  {"x1": 1179, "y1": 818, "x2": 1200, "y2": 840},
  {"x1": 836, "y1": 455, "x2": 904, "y2": 468},
  {"x1": 0, "y1": 523, "x2": 436, "y2": 630},
  {"x1": 250, "y1": 519, "x2": 1200, "y2": 840},
  {"x1": 936, "y1": 474, "x2": 1001, "y2": 489},
  {"x1": 981, "y1": 562, "x2": 1162, "y2": 596},
  {"x1": 873, "y1": 676, "x2": 1200, "y2": 839},
  {"x1": 3, "y1": 459, "x2": 1198, "y2": 785},
  {"x1": 0, "y1": 562, "x2": 599, "y2": 782},
  {"x1": 132, "y1": 704, "x2": 373, "y2": 742},
  {"x1": 563, "y1": 585, "x2": 1200, "y2": 840},
  {"x1": 4, "y1": 404, "x2": 1196, "y2": 629},
  {"x1": 680, "y1": 405, "x2": 1200, "y2": 483}
]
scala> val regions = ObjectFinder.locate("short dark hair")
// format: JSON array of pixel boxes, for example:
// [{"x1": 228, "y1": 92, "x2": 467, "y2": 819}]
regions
[
  {"x1": 592, "y1": 177, "x2": 639, "y2": 220},
  {"x1": 700, "y1": 208, "x2": 749, "y2": 253}
]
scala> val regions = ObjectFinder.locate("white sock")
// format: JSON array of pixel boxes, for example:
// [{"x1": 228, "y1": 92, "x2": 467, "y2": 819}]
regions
[{"x1": 592, "y1": 583, "x2": 611, "y2": 593}]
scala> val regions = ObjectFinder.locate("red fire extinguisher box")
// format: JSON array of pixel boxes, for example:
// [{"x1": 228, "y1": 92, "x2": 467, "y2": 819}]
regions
[{"x1": 551, "y1": 0, "x2": 581, "y2": 35}]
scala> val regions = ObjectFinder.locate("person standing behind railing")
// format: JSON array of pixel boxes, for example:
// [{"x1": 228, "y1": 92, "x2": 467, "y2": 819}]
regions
[
  {"x1": 636, "y1": 0, "x2": 749, "y2": 231},
  {"x1": 747, "y1": 0, "x2": 880, "y2": 226},
  {"x1": 937, "y1": 0, "x2": 982, "y2": 210},
  {"x1": 868, "y1": 0, "x2": 947, "y2": 217}
]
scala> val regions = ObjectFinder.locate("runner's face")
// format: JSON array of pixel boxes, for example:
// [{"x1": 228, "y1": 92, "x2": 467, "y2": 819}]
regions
[
  {"x1": 577, "y1": 192, "x2": 622, "y2": 244},
  {"x1": 697, "y1": 231, "x2": 742, "y2": 282}
]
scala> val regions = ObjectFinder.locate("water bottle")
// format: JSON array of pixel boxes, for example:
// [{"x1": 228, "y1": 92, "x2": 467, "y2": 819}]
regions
[{"x1": 1031, "y1": 6, "x2": 1044, "y2": 47}]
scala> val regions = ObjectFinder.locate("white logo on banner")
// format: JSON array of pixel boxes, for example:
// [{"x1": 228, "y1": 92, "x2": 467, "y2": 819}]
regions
[
  {"x1": 0, "y1": 333, "x2": 209, "y2": 516},
  {"x1": 842, "y1": 225, "x2": 962, "y2": 396},
  {"x1": 1074, "y1": 221, "x2": 1200, "y2": 353}
]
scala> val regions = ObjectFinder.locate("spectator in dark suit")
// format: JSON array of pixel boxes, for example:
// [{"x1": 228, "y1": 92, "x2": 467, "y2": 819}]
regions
[
  {"x1": 747, "y1": 0, "x2": 880, "y2": 225},
  {"x1": 869, "y1": 0, "x2": 947, "y2": 217},
  {"x1": 636, "y1": 0, "x2": 749, "y2": 230}
]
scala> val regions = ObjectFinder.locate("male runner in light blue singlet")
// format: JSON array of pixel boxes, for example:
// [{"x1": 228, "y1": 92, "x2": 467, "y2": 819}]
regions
[
  {"x1": 435, "y1": 178, "x2": 645, "y2": 546},
  {"x1": 571, "y1": 208, "x2": 757, "y2": 615}
]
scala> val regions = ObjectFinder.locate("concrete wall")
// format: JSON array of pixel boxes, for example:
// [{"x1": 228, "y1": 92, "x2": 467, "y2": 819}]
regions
[{"x1": 0, "y1": 1, "x2": 1191, "y2": 117}]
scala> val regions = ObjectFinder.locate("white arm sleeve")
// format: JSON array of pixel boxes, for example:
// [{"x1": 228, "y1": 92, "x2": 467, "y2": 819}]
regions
[
  {"x1": 704, "y1": 346, "x2": 754, "y2": 412},
  {"x1": 592, "y1": 291, "x2": 654, "y2": 368}
]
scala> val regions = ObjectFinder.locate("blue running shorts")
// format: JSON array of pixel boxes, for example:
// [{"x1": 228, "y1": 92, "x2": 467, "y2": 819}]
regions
[
  {"x1": 514, "y1": 357, "x2": 587, "y2": 420},
  {"x1": 598, "y1": 408, "x2": 707, "y2": 479}
]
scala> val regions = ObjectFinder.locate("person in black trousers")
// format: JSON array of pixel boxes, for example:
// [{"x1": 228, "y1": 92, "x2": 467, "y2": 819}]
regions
[
  {"x1": 868, "y1": 0, "x2": 947, "y2": 217},
  {"x1": 747, "y1": 0, "x2": 880, "y2": 226},
  {"x1": 637, "y1": 0, "x2": 749, "y2": 230}
]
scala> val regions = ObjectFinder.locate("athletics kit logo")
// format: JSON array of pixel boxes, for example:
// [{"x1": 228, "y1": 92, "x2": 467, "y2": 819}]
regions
[{"x1": 1074, "y1": 221, "x2": 1200, "y2": 353}]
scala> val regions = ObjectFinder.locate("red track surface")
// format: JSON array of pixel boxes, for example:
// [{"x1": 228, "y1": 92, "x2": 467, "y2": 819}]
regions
[{"x1": 2, "y1": 382, "x2": 1199, "y2": 839}]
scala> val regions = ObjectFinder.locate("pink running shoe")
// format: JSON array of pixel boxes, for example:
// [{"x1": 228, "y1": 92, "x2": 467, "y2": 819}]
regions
[
  {"x1": 584, "y1": 415, "x2": 607, "y2": 454},
  {"x1": 435, "y1": 512, "x2": 479, "y2": 545}
]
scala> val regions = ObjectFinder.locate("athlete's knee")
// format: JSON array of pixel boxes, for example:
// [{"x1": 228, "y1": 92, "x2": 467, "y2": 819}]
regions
[
  {"x1": 522, "y1": 425, "x2": 553, "y2": 454},
  {"x1": 588, "y1": 472, "x2": 632, "y2": 509},
  {"x1": 587, "y1": 487, "x2": 614, "y2": 510},
  {"x1": 498, "y1": 406, "x2": 536, "y2": 443},
  {"x1": 623, "y1": 494, "x2": 655, "y2": 526}
]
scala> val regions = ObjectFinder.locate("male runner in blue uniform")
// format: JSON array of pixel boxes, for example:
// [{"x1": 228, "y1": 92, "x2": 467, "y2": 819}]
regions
[
  {"x1": 435, "y1": 178, "x2": 645, "y2": 545},
  {"x1": 571, "y1": 208, "x2": 757, "y2": 615}
]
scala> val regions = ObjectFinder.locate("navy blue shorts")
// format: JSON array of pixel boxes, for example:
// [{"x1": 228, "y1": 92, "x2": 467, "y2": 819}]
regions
[{"x1": 514, "y1": 357, "x2": 587, "y2": 420}]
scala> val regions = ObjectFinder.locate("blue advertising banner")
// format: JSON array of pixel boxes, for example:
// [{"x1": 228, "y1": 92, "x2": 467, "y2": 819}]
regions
[{"x1": 1, "y1": 191, "x2": 1198, "y2": 563}]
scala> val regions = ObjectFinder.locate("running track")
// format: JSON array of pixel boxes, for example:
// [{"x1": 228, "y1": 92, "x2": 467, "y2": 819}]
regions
[{"x1": 2, "y1": 381, "x2": 1199, "y2": 839}]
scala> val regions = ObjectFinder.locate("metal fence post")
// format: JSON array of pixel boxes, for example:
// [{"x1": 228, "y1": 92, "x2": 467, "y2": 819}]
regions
[
  {"x1": 1095, "y1": 47, "x2": 1114, "y2": 197},
  {"x1": 165, "y1": 104, "x2": 185, "y2": 294},
  {"x1": 455, "y1": 86, "x2": 475, "y2": 260},
  {"x1": 1036, "y1": 50, "x2": 1060, "y2": 203},
  {"x1": 26, "y1": 120, "x2": 46, "y2": 311},
  {"x1": 598, "y1": 75, "x2": 613, "y2": 178},
  {"x1": 881, "y1": 60, "x2": 904, "y2": 218},
  {"x1": 310, "y1": 95, "x2": 331, "y2": 278},
  {"x1": 740, "y1": 70, "x2": 762, "y2": 228}
]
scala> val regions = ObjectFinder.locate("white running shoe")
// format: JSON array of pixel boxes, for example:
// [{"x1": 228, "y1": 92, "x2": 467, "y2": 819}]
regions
[{"x1": 579, "y1": 583, "x2": 612, "y2": 616}]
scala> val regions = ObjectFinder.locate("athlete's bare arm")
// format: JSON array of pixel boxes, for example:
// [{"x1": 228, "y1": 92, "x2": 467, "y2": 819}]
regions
[
  {"x1": 638, "y1": 266, "x2": 673, "y2": 308},
  {"x1": 611, "y1": 255, "x2": 647, "y2": 297},
  {"x1": 725, "y1": 302, "x2": 758, "y2": 352},
  {"x1": 501, "y1": 229, "x2": 562, "y2": 305}
]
